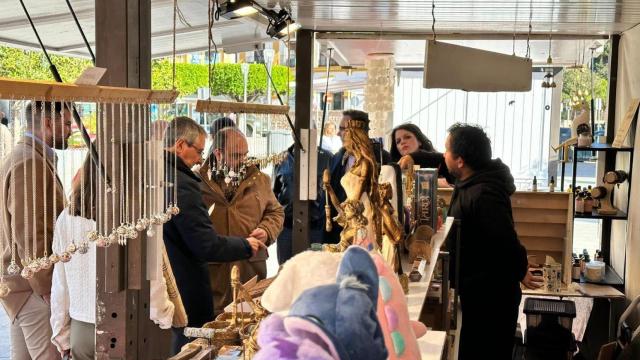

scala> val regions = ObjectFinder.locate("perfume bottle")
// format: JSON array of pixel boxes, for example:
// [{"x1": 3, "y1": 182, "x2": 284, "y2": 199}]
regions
[
  {"x1": 575, "y1": 192, "x2": 585, "y2": 213},
  {"x1": 549, "y1": 176, "x2": 555, "y2": 192},
  {"x1": 584, "y1": 191, "x2": 594, "y2": 213},
  {"x1": 532, "y1": 176, "x2": 538, "y2": 192}
]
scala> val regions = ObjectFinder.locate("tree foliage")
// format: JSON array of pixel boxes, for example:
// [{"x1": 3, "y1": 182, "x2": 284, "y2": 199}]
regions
[
  {"x1": 151, "y1": 60, "x2": 291, "y2": 101},
  {"x1": 561, "y1": 42, "x2": 610, "y2": 111},
  {"x1": 0, "y1": 45, "x2": 92, "y2": 82},
  {"x1": 0, "y1": 46, "x2": 291, "y2": 102}
]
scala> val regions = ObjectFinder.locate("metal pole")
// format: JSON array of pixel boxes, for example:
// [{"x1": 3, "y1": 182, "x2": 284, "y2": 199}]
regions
[
  {"x1": 292, "y1": 29, "x2": 314, "y2": 255},
  {"x1": 241, "y1": 62, "x2": 249, "y2": 134},
  {"x1": 319, "y1": 48, "x2": 333, "y2": 150},
  {"x1": 65, "y1": 0, "x2": 96, "y2": 64}
]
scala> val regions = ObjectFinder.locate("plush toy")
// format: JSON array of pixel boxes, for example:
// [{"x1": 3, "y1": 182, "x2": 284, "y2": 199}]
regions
[
  {"x1": 255, "y1": 246, "x2": 388, "y2": 360},
  {"x1": 261, "y1": 250, "x2": 343, "y2": 314},
  {"x1": 371, "y1": 252, "x2": 427, "y2": 359}
]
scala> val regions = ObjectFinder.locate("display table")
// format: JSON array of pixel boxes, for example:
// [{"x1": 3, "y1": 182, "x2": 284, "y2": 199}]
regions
[
  {"x1": 406, "y1": 217, "x2": 454, "y2": 360},
  {"x1": 521, "y1": 281, "x2": 624, "y2": 341}
]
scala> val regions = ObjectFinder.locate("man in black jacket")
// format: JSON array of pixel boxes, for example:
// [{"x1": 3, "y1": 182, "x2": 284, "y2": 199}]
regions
[
  {"x1": 162, "y1": 116, "x2": 264, "y2": 354},
  {"x1": 273, "y1": 144, "x2": 333, "y2": 264},
  {"x1": 443, "y1": 123, "x2": 542, "y2": 359}
]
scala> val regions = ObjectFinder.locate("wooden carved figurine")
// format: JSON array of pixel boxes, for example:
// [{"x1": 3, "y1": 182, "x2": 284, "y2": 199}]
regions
[{"x1": 323, "y1": 116, "x2": 382, "y2": 251}]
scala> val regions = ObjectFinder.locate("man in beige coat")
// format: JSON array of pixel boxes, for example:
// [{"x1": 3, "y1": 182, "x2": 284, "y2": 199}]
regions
[
  {"x1": 199, "y1": 127, "x2": 284, "y2": 315},
  {"x1": 0, "y1": 101, "x2": 71, "y2": 359}
]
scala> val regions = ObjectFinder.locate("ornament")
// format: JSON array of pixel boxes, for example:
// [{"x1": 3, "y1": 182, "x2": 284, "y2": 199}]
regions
[
  {"x1": 0, "y1": 282, "x2": 10, "y2": 298},
  {"x1": 126, "y1": 228, "x2": 138, "y2": 239},
  {"x1": 146, "y1": 228, "x2": 155, "y2": 237},
  {"x1": 135, "y1": 219, "x2": 147, "y2": 232},
  {"x1": 40, "y1": 257, "x2": 52, "y2": 270},
  {"x1": 49, "y1": 253, "x2": 60, "y2": 264},
  {"x1": 78, "y1": 242, "x2": 89, "y2": 255},
  {"x1": 60, "y1": 252, "x2": 72, "y2": 263},
  {"x1": 87, "y1": 230, "x2": 99, "y2": 242},
  {"x1": 96, "y1": 236, "x2": 110, "y2": 248},
  {"x1": 66, "y1": 243, "x2": 78, "y2": 254},
  {"x1": 7, "y1": 262, "x2": 20, "y2": 275},
  {"x1": 170, "y1": 205, "x2": 180, "y2": 216},
  {"x1": 29, "y1": 260, "x2": 42, "y2": 273},
  {"x1": 20, "y1": 267, "x2": 34, "y2": 279},
  {"x1": 117, "y1": 225, "x2": 128, "y2": 236}
]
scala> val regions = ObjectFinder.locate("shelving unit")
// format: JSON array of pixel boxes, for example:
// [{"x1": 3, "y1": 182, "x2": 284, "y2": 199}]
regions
[{"x1": 570, "y1": 142, "x2": 634, "y2": 287}]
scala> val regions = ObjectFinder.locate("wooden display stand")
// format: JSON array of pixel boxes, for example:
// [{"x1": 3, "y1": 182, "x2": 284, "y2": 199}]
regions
[{"x1": 438, "y1": 189, "x2": 573, "y2": 284}]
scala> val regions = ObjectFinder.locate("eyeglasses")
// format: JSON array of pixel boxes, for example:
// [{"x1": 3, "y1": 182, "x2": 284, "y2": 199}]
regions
[{"x1": 186, "y1": 142, "x2": 205, "y2": 157}]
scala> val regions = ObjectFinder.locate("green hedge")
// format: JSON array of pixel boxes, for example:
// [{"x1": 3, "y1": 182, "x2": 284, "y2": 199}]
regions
[
  {"x1": 0, "y1": 46, "x2": 291, "y2": 101},
  {"x1": 151, "y1": 60, "x2": 291, "y2": 100}
]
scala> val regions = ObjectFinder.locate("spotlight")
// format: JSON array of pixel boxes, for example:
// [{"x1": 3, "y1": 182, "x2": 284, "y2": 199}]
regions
[
  {"x1": 276, "y1": 22, "x2": 301, "y2": 38},
  {"x1": 267, "y1": 18, "x2": 301, "y2": 39},
  {"x1": 266, "y1": 9, "x2": 301, "y2": 39},
  {"x1": 219, "y1": 0, "x2": 258, "y2": 20}
]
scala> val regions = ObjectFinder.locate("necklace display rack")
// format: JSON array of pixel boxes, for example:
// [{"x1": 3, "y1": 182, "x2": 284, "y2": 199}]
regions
[{"x1": 0, "y1": 77, "x2": 178, "y2": 298}]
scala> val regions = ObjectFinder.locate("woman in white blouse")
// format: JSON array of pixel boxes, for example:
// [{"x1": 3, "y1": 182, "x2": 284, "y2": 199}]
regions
[{"x1": 50, "y1": 154, "x2": 176, "y2": 359}]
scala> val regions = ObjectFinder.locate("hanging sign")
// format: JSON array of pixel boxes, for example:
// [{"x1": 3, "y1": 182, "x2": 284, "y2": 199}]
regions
[{"x1": 423, "y1": 40, "x2": 532, "y2": 92}]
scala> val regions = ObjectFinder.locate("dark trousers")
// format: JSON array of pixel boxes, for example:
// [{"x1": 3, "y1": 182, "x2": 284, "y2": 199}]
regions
[
  {"x1": 172, "y1": 327, "x2": 188, "y2": 355},
  {"x1": 458, "y1": 281, "x2": 522, "y2": 360}
]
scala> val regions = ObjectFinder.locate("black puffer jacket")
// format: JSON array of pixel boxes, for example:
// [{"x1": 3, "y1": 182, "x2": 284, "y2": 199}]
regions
[{"x1": 446, "y1": 159, "x2": 528, "y2": 294}]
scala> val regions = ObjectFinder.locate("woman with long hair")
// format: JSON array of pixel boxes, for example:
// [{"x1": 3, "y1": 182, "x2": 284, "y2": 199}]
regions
[
  {"x1": 390, "y1": 123, "x2": 454, "y2": 186},
  {"x1": 390, "y1": 123, "x2": 435, "y2": 161}
]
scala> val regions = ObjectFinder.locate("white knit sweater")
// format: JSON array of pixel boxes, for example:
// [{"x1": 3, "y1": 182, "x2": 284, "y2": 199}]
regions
[{"x1": 50, "y1": 208, "x2": 174, "y2": 352}]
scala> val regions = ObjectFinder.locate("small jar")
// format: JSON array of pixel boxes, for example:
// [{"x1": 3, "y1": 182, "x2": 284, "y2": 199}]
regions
[
  {"x1": 584, "y1": 193, "x2": 594, "y2": 213},
  {"x1": 575, "y1": 194, "x2": 584, "y2": 213},
  {"x1": 572, "y1": 260, "x2": 581, "y2": 281}
]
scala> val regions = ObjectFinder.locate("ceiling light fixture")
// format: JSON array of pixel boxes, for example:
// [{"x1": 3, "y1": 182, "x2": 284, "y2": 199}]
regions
[
  {"x1": 219, "y1": 0, "x2": 258, "y2": 20},
  {"x1": 266, "y1": 10, "x2": 300, "y2": 39}
]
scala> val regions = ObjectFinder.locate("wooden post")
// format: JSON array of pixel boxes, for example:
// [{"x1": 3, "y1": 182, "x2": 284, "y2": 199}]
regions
[
  {"x1": 95, "y1": 0, "x2": 170, "y2": 358},
  {"x1": 292, "y1": 29, "x2": 314, "y2": 255}
]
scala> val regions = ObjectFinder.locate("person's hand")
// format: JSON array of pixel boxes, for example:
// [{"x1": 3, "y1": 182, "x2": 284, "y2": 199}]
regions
[
  {"x1": 521, "y1": 268, "x2": 544, "y2": 289},
  {"x1": 398, "y1": 155, "x2": 415, "y2": 171},
  {"x1": 246, "y1": 236, "x2": 267, "y2": 257},
  {"x1": 249, "y1": 228, "x2": 268, "y2": 243},
  {"x1": 437, "y1": 178, "x2": 452, "y2": 188}
]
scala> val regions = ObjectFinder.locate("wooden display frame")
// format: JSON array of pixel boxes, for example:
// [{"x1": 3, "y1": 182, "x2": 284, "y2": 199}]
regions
[
  {"x1": 0, "y1": 77, "x2": 178, "y2": 103},
  {"x1": 195, "y1": 99, "x2": 290, "y2": 115},
  {"x1": 438, "y1": 189, "x2": 573, "y2": 284}
]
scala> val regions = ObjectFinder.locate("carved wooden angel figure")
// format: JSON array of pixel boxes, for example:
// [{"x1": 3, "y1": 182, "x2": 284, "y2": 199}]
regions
[
  {"x1": 379, "y1": 182, "x2": 403, "y2": 271},
  {"x1": 322, "y1": 115, "x2": 382, "y2": 251}
]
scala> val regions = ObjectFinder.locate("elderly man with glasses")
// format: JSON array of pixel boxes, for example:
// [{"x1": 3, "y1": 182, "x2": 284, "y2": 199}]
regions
[
  {"x1": 198, "y1": 126, "x2": 284, "y2": 316},
  {"x1": 162, "y1": 116, "x2": 265, "y2": 354}
]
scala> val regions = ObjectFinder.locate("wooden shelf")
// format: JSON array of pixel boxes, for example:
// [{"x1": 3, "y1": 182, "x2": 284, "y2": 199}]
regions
[
  {"x1": 580, "y1": 264, "x2": 624, "y2": 286},
  {"x1": 573, "y1": 143, "x2": 634, "y2": 152},
  {"x1": 574, "y1": 209, "x2": 628, "y2": 220}
]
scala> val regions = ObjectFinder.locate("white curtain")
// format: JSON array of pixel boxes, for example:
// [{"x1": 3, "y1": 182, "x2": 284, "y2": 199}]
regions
[{"x1": 612, "y1": 23, "x2": 640, "y2": 301}]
